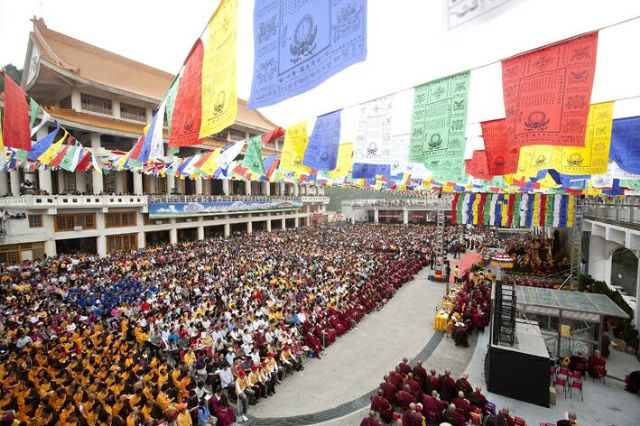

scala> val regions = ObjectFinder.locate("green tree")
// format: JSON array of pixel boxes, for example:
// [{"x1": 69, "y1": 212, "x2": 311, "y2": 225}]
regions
[{"x1": 0, "y1": 64, "x2": 23, "y2": 92}]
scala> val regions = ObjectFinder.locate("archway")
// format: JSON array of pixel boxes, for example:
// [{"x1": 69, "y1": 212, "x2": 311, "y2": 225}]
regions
[{"x1": 611, "y1": 247, "x2": 638, "y2": 297}]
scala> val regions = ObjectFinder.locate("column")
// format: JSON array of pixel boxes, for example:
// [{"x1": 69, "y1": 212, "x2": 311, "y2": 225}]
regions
[
  {"x1": 267, "y1": 219, "x2": 272, "y2": 232},
  {"x1": 294, "y1": 217, "x2": 299, "y2": 228},
  {"x1": 0, "y1": 172, "x2": 9, "y2": 196},
  {"x1": 44, "y1": 240, "x2": 57, "y2": 258},
  {"x1": 224, "y1": 223, "x2": 231, "y2": 237},
  {"x1": 76, "y1": 172, "x2": 87, "y2": 193},
  {"x1": 115, "y1": 171, "x2": 125, "y2": 194},
  {"x1": 403, "y1": 209, "x2": 409, "y2": 225},
  {"x1": 149, "y1": 176, "x2": 157, "y2": 194},
  {"x1": 195, "y1": 178, "x2": 203, "y2": 195},
  {"x1": 245, "y1": 180, "x2": 252, "y2": 196},
  {"x1": 133, "y1": 172, "x2": 143, "y2": 195},
  {"x1": 96, "y1": 213, "x2": 107, "y2": 256},
  {"x1": 197, "y1": 225, "x2": 205, "y2": 240},
  {"x1": 70, "y1": 88, "x2": 81, "y2": 110},
  {"x1": 10, "y1": 170, "x2": 20, "y2": 196},
  {"x1": 279, "y1": 182, "x2": 286, "y2": 196},
  {"x1": 137, "y1": 231, "x2": 145, "y2": 250},
  {"x1": 167, "y1": 175, "x2": 175, "y2": 194},
  {"x1": 222, "y1": 179, "x2": 230, "y2": 196},
  {"x1": 169, "y1": 225, "x2": 178, "y2": 245},
  {"x1": 351, "y1": 211, "x2": 356, "y2": 223},
  {"x1": 91, "y1": 133, "x2": 103, "y2": 194},
  {"x1": 318, "y1": 186, "x2": 325, "y2": 195},
  {"x1": 57, "y1": 170, "x2": 65, "y2": 194},
  {"x1": 261, "y1": 181, "x2": 270, "y2": 196},
  {"x1": 246, "y1": 221, "x2": 253, "y2": 234},
  {"x1": 281, "y1": 218, "x2": 286, "y2": 230},
  {"x1": 374, "y1": 208, "x2": 379, "y2": 224},
  {"x1": 293, "y1": 184, "x2": 299, "y2": 196}
]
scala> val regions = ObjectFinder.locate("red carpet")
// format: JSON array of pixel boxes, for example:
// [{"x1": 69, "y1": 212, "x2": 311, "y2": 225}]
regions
[{"x1": 449, "y1": 251, "x2": 481, "y2": 283}]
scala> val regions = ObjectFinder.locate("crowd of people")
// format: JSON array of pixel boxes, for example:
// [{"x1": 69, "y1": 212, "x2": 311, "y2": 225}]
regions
[
  {"x1": 0, "y1": 223, "x2": 452, "y2": 425},
  {"x1": 360, "y1": 359, "x2": 520, "y2": 426}
]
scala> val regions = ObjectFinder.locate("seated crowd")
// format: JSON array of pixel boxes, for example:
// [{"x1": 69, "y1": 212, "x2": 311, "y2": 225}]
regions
[
  {"x1": 0, "y1": 223, "x2": 465, "y2": 425},
  {"x1": 362, "y1": 359, "x2": 525, "y2": 426}
]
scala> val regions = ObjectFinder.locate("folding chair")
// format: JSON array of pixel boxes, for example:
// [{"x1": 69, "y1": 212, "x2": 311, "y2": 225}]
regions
[
  {"x1": 569, "y1": 378, "x2": 583, "y2": 401},
  {"x1": 514, "y1": 417, "x2": 527, "y2": 426},
  {"x1": 553, "y1": 376, "x2": 567, "y2": 398}
]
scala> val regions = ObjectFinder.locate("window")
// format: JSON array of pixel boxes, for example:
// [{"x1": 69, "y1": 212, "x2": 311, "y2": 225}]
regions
[
  {"x1": 28, "y1": 215, "x2": 43, "y2": 228},
  {"x1": 81, "y1": 93, "x2": 112, "y2": 115},
  {"x1": 0, "y1": 243, "x2": 44, "y2": 265},
  {"x1": 229, "y1": 128, "x2": 246, "y2": 141},
  {"x1": 120, "y1": 103, "x2": 147, "y2": 122},
  {"x1": 105, "y1": 211, "x2": 137, "y2": 228},
  {"x1": 55, "y1": 214, "x2": 96, "y2": 231},
  {"x1": 59, "y1": 96, "x2": 72, "y2": 109},
  {"x1": 107, "y1": 234, "x2": 138, "y2": 253}
]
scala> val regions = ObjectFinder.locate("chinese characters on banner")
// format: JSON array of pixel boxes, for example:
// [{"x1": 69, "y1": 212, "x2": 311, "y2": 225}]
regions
[
  {"x1": 501, "y1": 32, "x2": 598, "y2": 148},
  {"x1": 249, "y1": 0, "x2": 367, "y2": 109},
  {"x1": 353, "y1": 96, "x2": 393, "y2": 165}
]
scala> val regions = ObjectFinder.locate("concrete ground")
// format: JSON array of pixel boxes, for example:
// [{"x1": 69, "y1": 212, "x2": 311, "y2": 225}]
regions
[
  {"x1": 245, "y1": 255, "x2": 480, "y2": 425},
  {"x1": 464, "y1": 330, "x2": 640, "y2": 426}
]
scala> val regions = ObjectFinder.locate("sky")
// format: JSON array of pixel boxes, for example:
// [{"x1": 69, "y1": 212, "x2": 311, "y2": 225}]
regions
[{"x1": 1, "y1": 0, "x2": 640, "y2": 127}]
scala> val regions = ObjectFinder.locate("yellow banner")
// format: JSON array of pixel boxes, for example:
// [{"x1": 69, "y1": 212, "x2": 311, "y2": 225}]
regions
[
  {"x1": 199, "y1": 0, "x2": 237, "y2": 138},
  {"x1": 280, "y1": 122, "x2": 310, "y2": 173},
  {"x1": 198, "y1": 147, "x2": 223, "y2": 176},
  {"x1": 552, "y1": 102, "x2": 614, "y2": 175},
  {"x1": 567, "y1": 195, "x2": 575, "y2": 227},
  {"x1": 38, "y1": 130, "x2": 68, "y2": 165},
  {"x1": 327, "y1": 143, "x2": 352, "y2": 178},
  {"x1": 531, "y1": 193, "x2": 541, "y2": 226},
  {"x1": 517, "y1": 102, "x2": 614, "y2": 177}
]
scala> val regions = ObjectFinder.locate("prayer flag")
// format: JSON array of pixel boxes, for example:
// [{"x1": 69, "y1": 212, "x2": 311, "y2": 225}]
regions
[
  {"x1": 139, "y1": 100, "x2": 167, "y2": 162},
  {"x1": 351, "y1": 163, "x2": 390, "y2": 179},
  {"x1": 169, "y1": 39, "x2": 204, "y2": 147},
  {"x1": 28, "y1": 123, "x2": 62, "y2": 161},
  {"x1": 199, "y1": 0, "x2": 238, "y2": 138},
  {"x1": 2, "y1": 72, "x2": 31, "y2": 150},
  {"x1": 0, "y1": 109, "x2": 4, "y2": 150},
  {"x1": 481, "y1": 119, "x2": 518, "y2": 175},
  {"x1": 242, "y1": 136, "x2": 266, "y2": 175},
  {"x1": 465, "y1": 150, "x2": 493, "y2": 180},
  {"x1": 38, "y1": 129, "x2": 68, "y2": 165},
  {"x1": 249, "y1": 0, "x2": 367, "y2": 108},
  {"x1": 353, "y1": 96, "x2": 393, "y2": 165},
  {"x1": 501, "y1": 32, "x2": 598, "y2": 148},
  {"x1": 263, "y1": 155, "x2": 279, "y2": 179},
  {"x1": 327, "y1": 143, "x2": 352, "y2": 178},
  {"x1": 60, "y1": 143, "x2": 81, "y2": 172},
  {"x1": 609, "y1": 115, "x2": 640, "y2": 175},
  {"x1": 280, "y1": 122, "x2": 310, "y2": 173},
  {"x1": 303, "y1": 110, "x2": 341, "y2": 171},
  {"x1": 165, "y1": 76, "x2": 181, "y2": 133},
  {"x1": 197, "y1": 147, "x2": 223, "y2": 176},
  {"x1": 262, "y1": 127, "x2": 285, "y2": 144},
  {"x1": 49, "y1": 136, "x2": 73, "y2": 168},
  {"x1": 29, "y1": 98, "x2": 41, "y2": 129}
]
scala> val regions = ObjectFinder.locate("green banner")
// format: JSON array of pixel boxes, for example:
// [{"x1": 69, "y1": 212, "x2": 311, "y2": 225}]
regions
[
  {"x1": 409, "y1": 72, "x2": 470, "y2": 180},
  {"x1": 165, "y1": 76, "x2": 181, "y2": 133},
  {"x1": 59, "y1": 144, "x2": 78, "y2": 171},
  {"x1": 242, "y1": 136, "x2": 265, "y2": 175},
  {"x1": 29, "y1": 98, "x2": 41, "y2": 129}
]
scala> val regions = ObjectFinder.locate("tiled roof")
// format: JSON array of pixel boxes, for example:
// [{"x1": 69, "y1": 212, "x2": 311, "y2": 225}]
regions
[{"x1": 30, "y1": 18, "x2": 278, "y2": 131}]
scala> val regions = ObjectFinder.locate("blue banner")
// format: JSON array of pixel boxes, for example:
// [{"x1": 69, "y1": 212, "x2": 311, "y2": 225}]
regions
[
  {"x1": 28, "y1": 123, "x2": 61, "y2": 161},
  {"x1": 610, "y1": 116, "x2": 640, "y2": 174},
  {"x1": 249, "y1": 0, "x2": 367, "y2": 109},
  {"x1": 351, "y1": 163, "x2": 389, "y2": 179},
  {"x1": 149, "y1": 200, "x2": 303, "y2": 218},
  {"x1": 303, "y1": 110, "x2": 341, "y2": 171}
]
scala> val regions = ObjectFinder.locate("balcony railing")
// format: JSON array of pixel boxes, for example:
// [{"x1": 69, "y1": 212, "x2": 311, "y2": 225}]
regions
[
  {"x1": 0, "y1": 195, "x2": 148, "y2": 209},
  {"x1": 148, "y1": 195, "x2": 329, "y2": 204},
  {"x1": 583, "y1": 202, "x2": 640, "y2": 226},
  {"x1": 342, "y1": 198, "x2": 452, "y2": 209}
]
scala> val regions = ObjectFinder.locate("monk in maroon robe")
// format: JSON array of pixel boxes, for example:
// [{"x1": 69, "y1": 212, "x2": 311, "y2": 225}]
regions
[
  {"x1": 403, "y1": 373, "x2": 423, "y2": 401},
  {"x1": 370, "y1": 390, "x2": 393, "y2": 424},
  {"x1": 380, "y1": 376, "x2": 398, "y2": 404},
  {"x1": 413, "y1": 361, "x2": 428, "y2": 390},
  {"x1": 452, "y1": 391, "x2": 472, "y2": 420},
  {"x1": 455, "y1": 374, "x2": 473, "y2": 396},
  {"x1": 398, "y1": 357, "x2": 412, "y2": 376},
  {"x1": 469, "y1": 386, "x2": 487, "y2": 409},
  {"x1": 304, "y1": 331, "x2": 322, "y2": 358},
  {"x1": 422, "y1": 392, "x2": 443, "y2": 424},
  {"x1": 389, "y1": 367, "x2": 404, "y2": 389},
  {"x1": 587, "y1": 350, "x2": 607, "y2": 378},
  {"x1": 360, "y1": 411, "x2": 383, "y2": 426},
  {"x1": 396, "y1": 385, "x2": 417, "y2": 412}
]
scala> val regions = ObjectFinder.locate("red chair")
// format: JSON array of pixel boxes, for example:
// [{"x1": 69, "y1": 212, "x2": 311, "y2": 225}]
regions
[
  {"x1": 592, "y1": 366, "x2": 607, "y2": 384},
  {"x1": 558, "y1": 367, "x2": 570, "y2": 377},
  {"x1": 569, "y1": 378, "x2": 583, "y2": 401},
  {"x1": 514, "y1": 417, "x2": 527, "y2": 426},
  {"x1": 470, "y1": 407, "x2": 482, "y2": 425},
  {"x1": 554, "y1": 376, "x2": 567, "y2": 397},
  {"x1": 484, "y1": 401, "x2": 496, "y2": 416},
  {"x1": 569, "y1": 371, "x2": 582, "y2": 381},
  {"x1": 550, "y1": 365, "x2": 557, "y2": 376}
]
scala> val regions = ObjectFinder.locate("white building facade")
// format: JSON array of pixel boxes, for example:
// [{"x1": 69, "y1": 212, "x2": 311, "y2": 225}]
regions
[{"x1": 0, "y1": 18, "x2": 327, "y2": 263}]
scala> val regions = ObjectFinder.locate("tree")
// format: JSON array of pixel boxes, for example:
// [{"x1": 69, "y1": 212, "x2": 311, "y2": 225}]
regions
[{"x1": 0, "y1": 64, "x2": 23, "y2": 92}]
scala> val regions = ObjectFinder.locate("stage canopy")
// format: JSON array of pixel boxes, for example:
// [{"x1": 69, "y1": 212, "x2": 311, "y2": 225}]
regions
[{"x1": 516, "y1": 286, "x2": 629, "y2": 323}]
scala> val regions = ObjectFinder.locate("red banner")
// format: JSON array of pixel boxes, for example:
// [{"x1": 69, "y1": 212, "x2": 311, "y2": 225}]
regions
[
  {"x1": 481, "y1": 119, "x2": 519, "y2": 175},
  {"x1": 451, "y1": 193, "x2": 460, "y2": 224},
  {"x1": 169, "y1": 40, "x2": 204, "y2": 147},
  {"x1": 2, "y1": 73, "x2": 31, "y2": 150},
  {"x1": 501, "y1": 32, "x2": 598, "y2": 148},
  {"x1": 465, "y1": 150, "x2": 493, "y2": 180}
]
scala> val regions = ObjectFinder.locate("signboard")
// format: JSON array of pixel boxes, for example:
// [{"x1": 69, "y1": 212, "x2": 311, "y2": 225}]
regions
[{"x1": 149, "y1": 200, "x2": 302, "y2": 218}]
